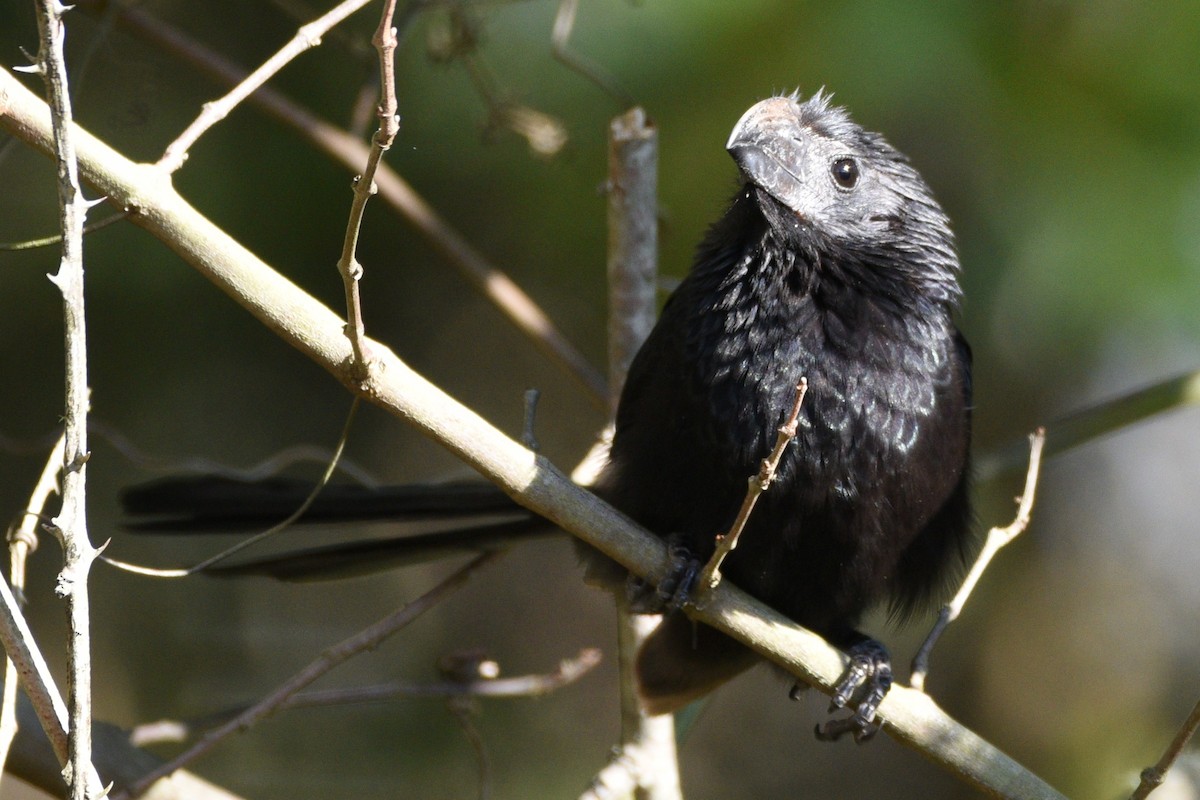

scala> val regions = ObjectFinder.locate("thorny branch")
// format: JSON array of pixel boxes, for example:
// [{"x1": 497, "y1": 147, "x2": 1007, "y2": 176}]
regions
[{"x1": 27, "y1": 2, "x2": 104, "y2": 797}]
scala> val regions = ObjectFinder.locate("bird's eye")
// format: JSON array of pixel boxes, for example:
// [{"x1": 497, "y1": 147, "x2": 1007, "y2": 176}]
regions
[{"x1": 831, "y1": 157, "x2": 859, "y2": 189}]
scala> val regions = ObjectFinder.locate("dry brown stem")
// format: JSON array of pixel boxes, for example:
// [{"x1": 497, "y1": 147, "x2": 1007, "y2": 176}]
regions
[
  {"x1": 696, "y1": 378, "x2": 809, "y2": 599},
  {"x1": 910, "y1": 428, "x2": 1047, "y2": 692}
]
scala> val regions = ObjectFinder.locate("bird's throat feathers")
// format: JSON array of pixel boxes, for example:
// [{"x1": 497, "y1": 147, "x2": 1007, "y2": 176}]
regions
[{"x1": 679, "y1": 188, "x2": 961, "y2": 478}]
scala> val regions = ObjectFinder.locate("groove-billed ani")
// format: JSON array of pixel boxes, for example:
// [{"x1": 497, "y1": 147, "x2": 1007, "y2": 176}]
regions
[
  {"x1": 596, "y1": 91, "x2": 971, "y2": 729},
  {"x1": 124, "y1": 91, "x2": 972, "y2": 735}
]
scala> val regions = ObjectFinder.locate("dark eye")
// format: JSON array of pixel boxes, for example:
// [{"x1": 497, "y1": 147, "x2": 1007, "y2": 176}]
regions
[{"x1": 831, "y1": 157, "x2": 859, "y2": 189}]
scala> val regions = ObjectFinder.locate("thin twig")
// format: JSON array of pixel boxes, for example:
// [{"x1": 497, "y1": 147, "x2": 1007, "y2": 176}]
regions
[
  {"x1": 0, "y1": 434, "x2": 65, "y2": 786},
  {"x1": 0, "y1": 209, "x2": 127, "y2": 251},
  {"x1": 116, "y1": 551, "x2": 502, "y2": 800},
  {"x1": 335, "y1": 0, "x2": 401, "y2": 368},
  {"x1": 551, "y1": 0, "x2": 633, "y2": 108},
  {"x1": 910, "y1": 428, "x2": 1047, "y2": 692},
  {"x1": 0, "y1": 572, "x2": 70, "y2": 767},
  {"x1": 438, "y1": 650, "x2": 497, "y2": 800},
  {"x1": 1129, "y1": 696, "x2": 1200, "y2": 799},
  {"x1": 7, "y1": 433, "x2": 64, "y2": 586},
  {"x1": 447, "y1": 696, "x2": 492, "y2": 800},
  {"x1": 101, "y1": 398, "x2": 361, "y2": 577},
  {"x1": 432, "y1": 5, "x2": 568, "y2": 157},
  {"x1": 697, "y1": 378, "x2": 809, "y2": 597},
  {"x1": 129, "y1": 648, "x2": 602, "y2": 746},
  {"x1": 0, "y1": 74, "x2": 1066, "y2": 797},
  {"x1": 976, "y1": 371, "x2": 1200, "y2": 482},
  {"x1": 96, "y1": 1, "x2": 607, "y2": 407},
  {"x1": 28, "y1": 3, "x2": 104, "y2": 797},
  {"x1": 89, "y1": 418, "x2": 381, "y2": 487},
  {"x1": 157, "y1": 0, "x2": 376, "y2": 172}
]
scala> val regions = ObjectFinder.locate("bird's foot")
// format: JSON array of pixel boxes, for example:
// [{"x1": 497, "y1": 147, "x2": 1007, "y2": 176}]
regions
[
  {"x1": 811, "y1": 638, "x2": 892, "y2": 744},
  {"x1": 626, "y1": 535, "x2": 700, "y2": 614}
]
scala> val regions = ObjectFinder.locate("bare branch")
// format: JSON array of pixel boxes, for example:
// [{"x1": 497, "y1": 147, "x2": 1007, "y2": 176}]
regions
[
  {"x1": 551, "y1": 0, "x2": 633, "y2": 108},
  {"x1": 30, "y1": 2, "x2": 104, "y2": 797},
  {"x1": 606, "y1": 107, "x2": 659, "y2": 415},
  {"x1": 1, "y1": 676, "x2": 272, "y2": 800},
  {"x1": 0, "y1": 71, "x2": 1066, "y2": 799},
  {"x1": 129, "y1": 648, "x2": 602, "y2": 745},
  {"x1": 697, "y1": 378, "x2": 808, "y2": 597},
  {"x1": 101, "y1": 399, "x2": 361, "y2": 577},
  {"x1": 335, "y1": 0, "x2": 401, "y2": 367},
  {"x1": 0, "y1": 210, "x2": 127, "y2": 251},
  {"x1": 976, "y1": 371, "x2": 1200, "y2": 482},
  {"x1": 116, "y1": 552, "x2": 502, "y2": 799},
  {"x1": 910, "y1": 428, "x2": 1046, "y2": 692},
  {"x1": 1129, "y1": 696, "x2": 1200, "y2": 800},
  {"x1": 0, "y1": 434, "x2": 64, "y2": 786},
  {"x1": 0, "y1": 570, "x2": 69, "y2": 769},
  {"x1": 157, "y1": 0, "x2": 377, "y2": 172},
  {"x1": 601, "y1": 105, "x2": 680, "y2": 800},
  {"x1": 94, "y1": 1, "x2": 607, "y2": 407}
]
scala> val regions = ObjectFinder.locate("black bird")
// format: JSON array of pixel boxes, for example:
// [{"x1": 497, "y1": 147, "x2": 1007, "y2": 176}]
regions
[
  {"x1": 596, "y1": 91, "x2": 972, "y2": 728},
  {"x1": 124, "y1": 91, "x2": 972, "y2": 736}
]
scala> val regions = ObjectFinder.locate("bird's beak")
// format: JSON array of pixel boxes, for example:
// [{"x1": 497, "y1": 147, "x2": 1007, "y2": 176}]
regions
[{"x1": 726, "y1": 96, "x2": 808, "y2": 211}]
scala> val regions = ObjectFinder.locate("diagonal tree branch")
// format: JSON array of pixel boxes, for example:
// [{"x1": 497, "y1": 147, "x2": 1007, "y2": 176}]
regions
[
  {"x1": 86, "y1": 0, "x2": 608, "y2": 408},
  {"x1": 156, "y1": 0, "x2": 378, "y2": 173},
  {"x1": 0, "y1": 67, "x2": 1065, "y2": 800},
  {"x1": 116, "y1": 551, "x2": 502, "y2": 800}
]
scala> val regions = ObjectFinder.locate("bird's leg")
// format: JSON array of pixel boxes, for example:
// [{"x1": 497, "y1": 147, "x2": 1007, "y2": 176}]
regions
[
  {"x1": 810, "y1": 637, "x2": 893, "y2": 744},
  {"x1": 625, "y1": 533, "x2": 701, "y2": 613}
]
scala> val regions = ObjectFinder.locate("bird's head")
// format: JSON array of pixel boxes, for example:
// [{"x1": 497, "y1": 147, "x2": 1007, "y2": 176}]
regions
[{"x1": 726, "y1": 91, "x2": 960, "y2": 304}]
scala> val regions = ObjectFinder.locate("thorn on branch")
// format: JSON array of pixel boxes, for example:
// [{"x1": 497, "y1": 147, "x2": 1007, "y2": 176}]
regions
[{"x1": 522, "y1": 388, "x2": 541, "y2": 452}]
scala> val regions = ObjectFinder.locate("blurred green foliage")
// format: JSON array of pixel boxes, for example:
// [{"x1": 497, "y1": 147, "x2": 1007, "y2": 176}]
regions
[{"x1": 2, "y1": 1, "x2": 1199, "y2": 798}]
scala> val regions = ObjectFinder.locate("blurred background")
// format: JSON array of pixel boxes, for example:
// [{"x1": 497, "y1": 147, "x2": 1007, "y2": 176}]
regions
[{"x1": 2, "y1": 1, "x2": 1199, "y2": 797}]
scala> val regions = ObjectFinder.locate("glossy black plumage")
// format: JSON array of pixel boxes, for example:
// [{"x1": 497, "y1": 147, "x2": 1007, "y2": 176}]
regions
[{"x1": 595, "y1": 92, "x2": 972, "y2": 713}]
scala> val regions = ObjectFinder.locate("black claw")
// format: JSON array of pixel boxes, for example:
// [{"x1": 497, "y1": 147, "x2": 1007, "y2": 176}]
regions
[
  {"x1": 624, "y1": 534, "x2": 701, "y2": 614},
  {"x1": 813, "y1": 637, "x2": 892, "y2": 744},
  {"x1": 656, "y1": 536, "x2": 700, "y2": 610},
  {"x1": 788, "y1": 681, "x2": 809, "y2": 701}
]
